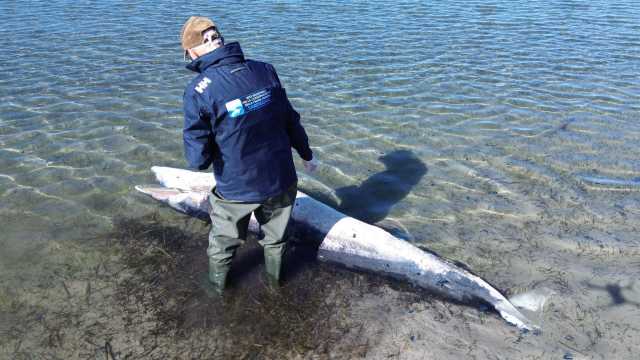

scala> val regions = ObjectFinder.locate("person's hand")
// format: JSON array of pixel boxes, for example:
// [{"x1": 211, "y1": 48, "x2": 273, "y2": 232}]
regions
[{"x1": 303, "y1": 158, "x2": 318, "y2": 173}]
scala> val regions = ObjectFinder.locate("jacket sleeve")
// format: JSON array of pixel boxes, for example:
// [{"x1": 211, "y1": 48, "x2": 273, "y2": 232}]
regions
[
  {"x1": 284, "y1": 95, "x2": 313, "y2": 161},
  {"x1": 183, "y1": 89, "x2": 214, "y2": 170},
  {"x1": 269, "y1": 65, "x2": 313, "y2": 161}
]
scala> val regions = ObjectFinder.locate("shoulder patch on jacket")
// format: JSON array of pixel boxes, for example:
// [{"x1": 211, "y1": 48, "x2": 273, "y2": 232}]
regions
[{"x1": 195, "y1": 77, "x2": 212, "y2": 94}]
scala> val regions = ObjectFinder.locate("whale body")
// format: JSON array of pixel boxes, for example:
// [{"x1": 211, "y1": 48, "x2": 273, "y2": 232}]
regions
[{"x1": 135, "y1": 166, "x2": 534, "y2": 331}]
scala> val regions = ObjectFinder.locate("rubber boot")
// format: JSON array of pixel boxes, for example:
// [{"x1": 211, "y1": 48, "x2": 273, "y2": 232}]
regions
[
  {"x1": 264, "y1": 252, "x2": 282, "y2": 288},
  {"x1": 208, "y1": 262, "x2": 229, "y2": 296}
]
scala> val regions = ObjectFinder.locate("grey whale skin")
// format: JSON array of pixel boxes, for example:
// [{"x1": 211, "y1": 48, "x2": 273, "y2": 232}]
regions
[{"x1": 136, "y1": 166, "x2": 533, "y2": 331}]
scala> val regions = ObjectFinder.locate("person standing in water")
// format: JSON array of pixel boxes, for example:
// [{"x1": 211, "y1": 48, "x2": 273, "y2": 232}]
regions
[{"x1": 180, "y1": 16, "x2": 316, "y2": 294}]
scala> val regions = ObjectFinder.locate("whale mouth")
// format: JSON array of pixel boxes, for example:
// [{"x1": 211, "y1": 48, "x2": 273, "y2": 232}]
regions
[{"x1": 135, "y1": 185, "x2": 182, "y2": 200}]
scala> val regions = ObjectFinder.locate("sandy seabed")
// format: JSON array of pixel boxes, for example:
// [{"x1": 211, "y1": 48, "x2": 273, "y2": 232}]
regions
[{"x1": 1, "y1": 208, "x2": 637, "y2": 360}]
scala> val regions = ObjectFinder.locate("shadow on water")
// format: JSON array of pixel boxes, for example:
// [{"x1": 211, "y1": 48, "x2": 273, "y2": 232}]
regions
[
  {"x1": 334, "y1": 150, "x2": 428, "y2": 224},
  {"x1": 586, "y1": 281, "x2": 640, "y2": 307}
]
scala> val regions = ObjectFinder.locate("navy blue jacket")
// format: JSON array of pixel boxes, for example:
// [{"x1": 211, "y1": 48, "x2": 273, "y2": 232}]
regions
[{"x1": 183, "y1": 42, "x2": 312, "y2": 202}]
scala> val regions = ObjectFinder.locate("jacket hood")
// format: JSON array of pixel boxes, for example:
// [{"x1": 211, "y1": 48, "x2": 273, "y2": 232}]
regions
[{"x1": 186, "y1": 42, "x2": 245, "y2": 73}]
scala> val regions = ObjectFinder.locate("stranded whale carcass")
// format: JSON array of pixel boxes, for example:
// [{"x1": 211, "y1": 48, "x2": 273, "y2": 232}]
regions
[{"x1": 135, "y1": 166, "x2": 535, "y2": 331}]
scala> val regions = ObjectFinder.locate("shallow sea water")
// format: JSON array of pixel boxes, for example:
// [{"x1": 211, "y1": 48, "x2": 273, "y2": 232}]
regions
[{"x1": 1, "y1": 0, "x2": 640, "y2": 359}]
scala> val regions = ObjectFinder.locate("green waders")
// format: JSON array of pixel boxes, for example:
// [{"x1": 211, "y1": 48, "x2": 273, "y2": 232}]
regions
[{"x1": 207, "y1": 183, "x2": 297, "y2": 294}]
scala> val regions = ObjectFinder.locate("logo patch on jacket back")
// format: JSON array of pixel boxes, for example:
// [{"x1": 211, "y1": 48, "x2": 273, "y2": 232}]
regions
[
  {"x1": 195, "y1": 77, "x2": 212, "y2": 94},
  {"x1": 225, "y1": 88, "x2": 272, "y2": 118}
]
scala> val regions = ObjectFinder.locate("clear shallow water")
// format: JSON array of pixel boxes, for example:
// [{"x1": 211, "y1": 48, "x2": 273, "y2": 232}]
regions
[{"x1": 1, "y1": 0, "x2": 640, "y2": 358}]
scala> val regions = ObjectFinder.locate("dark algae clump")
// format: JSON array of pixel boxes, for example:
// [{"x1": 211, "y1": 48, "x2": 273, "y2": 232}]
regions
[{"x1": 111, "y1": 214, "x2": 379, "y2": 358}]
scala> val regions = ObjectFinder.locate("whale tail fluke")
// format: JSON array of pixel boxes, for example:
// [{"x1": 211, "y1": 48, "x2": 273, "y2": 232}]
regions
[
  {"x1": 505, "y1": 287, "x2": 555, "y2": 334},
  {"x1": 509, "y1": 287, "x2": 555, "y2": 313}
]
